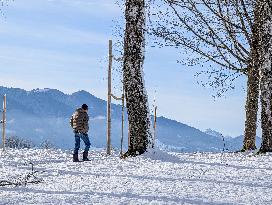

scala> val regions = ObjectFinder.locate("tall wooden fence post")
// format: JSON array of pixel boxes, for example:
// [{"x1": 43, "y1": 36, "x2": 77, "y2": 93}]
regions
[
  {"x1": 107, "y1": 40, "x2": 113, "y2": 155},
  {"x1": 2, "y1": 95, "x2": 6, "y2": 151},
  {"x1": 120, "y1": 89, "x2": 125, "y2": 155},
  {"x1": 153, "y1": 106, "x2": 157, "y2": 148}
]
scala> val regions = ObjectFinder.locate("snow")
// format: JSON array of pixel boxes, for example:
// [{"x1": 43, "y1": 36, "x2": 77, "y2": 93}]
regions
[
  {"x1": 32, "y1": 88, "x2": 51, "y2": 93},
  {"x1": 1, "y1": 148, "x2": 272, "y2": 204}
]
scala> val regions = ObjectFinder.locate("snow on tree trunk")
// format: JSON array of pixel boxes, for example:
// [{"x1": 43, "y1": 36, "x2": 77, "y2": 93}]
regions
[
  {"x1": 243, "y1": 12, "x2": 261, "y2": 151},
  {"x1": 243, "y1": 65, "x2": 259, "y2": 150},
  {"x1": 259, "y1": 1, "x2": 272, "y2": 153},
  {"x1": 123, "y1": 0, "x2": 152, "y2": 156}
]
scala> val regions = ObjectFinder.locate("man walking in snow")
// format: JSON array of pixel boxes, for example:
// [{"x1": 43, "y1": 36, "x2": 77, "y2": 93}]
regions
[{"x1": 70, "y1": 104, "x2": 91, "y2": 162}]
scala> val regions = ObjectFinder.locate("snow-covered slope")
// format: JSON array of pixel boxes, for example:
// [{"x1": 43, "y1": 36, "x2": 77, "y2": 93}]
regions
[
  {"x1": 1, "y1": 148, "x2": 272, "y2": 204},
  {"x1": 0, "y1": 86, "x2": 252, "y2": 152}
]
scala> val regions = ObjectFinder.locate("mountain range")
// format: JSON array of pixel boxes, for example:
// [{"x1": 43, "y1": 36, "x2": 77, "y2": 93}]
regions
[{"x1": 0, "y1": 86, "x2": 261, "y2": 152}]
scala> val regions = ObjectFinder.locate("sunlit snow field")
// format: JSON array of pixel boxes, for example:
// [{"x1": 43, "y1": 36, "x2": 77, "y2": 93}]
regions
[{"x1": 1, "y1": 149, "x2": 272, "y2": 205}]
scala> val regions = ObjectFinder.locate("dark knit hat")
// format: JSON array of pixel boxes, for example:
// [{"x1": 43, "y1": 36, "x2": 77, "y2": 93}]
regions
[{"x1": 82, "y1": 104, "x2": 88, "y2": 110}]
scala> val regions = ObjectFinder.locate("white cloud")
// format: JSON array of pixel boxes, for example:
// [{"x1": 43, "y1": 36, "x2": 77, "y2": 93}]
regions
[
  {"x1": 0, "y1": 22, "x2": 109, "y2": 46},
  {"x1": 0, "y1": 44, "x2": 99, "y2": 70},
  {"x1": 10, "y1": 0, "x2": 121, "y2": 17},
  {"x1": 90, "y1": 116, "x2": 106, "y2": 121},
  {"x1": 56, "y1": 0, "x2": 121, "y2": 15}
]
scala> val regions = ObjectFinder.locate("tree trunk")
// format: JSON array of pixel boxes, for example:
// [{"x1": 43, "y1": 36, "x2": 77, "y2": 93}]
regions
[
  {"x1": 259, "y1": 1, "x2": 272, "y2": 153},
  {"x1": 242, "y1": 16, "x2": 261, "y2": 151},
  {"x1": 243, "y1": 65, "x2": 259, "y2": 151},
  {"x1": 242, "y1": 1, "x2": 263, "y2": 151},
  {"x1": 123, "y1": 0, "x2": 152, "y2": 156}
]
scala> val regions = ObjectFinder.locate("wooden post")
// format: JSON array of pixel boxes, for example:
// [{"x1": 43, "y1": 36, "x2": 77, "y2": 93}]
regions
[
  {"x1": 107, "y1": 40, "x2": 113, "y2": 155},
  {"x1": 153, "y1": 106, "x2": 157, "y2": 148},
  {"x1": 128, "y1": 123, "x2": 130, "y2": 150},
  {"x1": 2, "y1": 95, "x2": 6, "y2": 150},
  {"x1": 120, "y1": 90, "x2": 125, "y2": 155}
]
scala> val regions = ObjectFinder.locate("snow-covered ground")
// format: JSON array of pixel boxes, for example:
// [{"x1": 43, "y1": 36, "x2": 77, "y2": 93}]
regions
[{"x1": 1, "y1": 148, "x2": 272, "y2": 205}]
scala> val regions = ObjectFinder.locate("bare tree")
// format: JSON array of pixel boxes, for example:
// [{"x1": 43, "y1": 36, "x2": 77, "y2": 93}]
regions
[
  {"x1": 40, "y1": 139, "x2": 55, "y2": 149},
  {"x1": 148, "y1": 0, "x2": 260, "y2": 150},
  {"x1": 0, "y1": 0, "x2": 12, "y2": 16},
  {"x1": 258, "y1": 0, "x2": 272, "y2": 153},
  {"x1": 122, "y1": 0, "x2": 152, "y2": 157},
  {"x1": 5, "y1": 136, "x2": 32, "y2": 149}
]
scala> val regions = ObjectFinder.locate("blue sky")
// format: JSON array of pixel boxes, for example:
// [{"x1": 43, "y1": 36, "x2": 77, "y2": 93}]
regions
[{"x1": 0, "y1": 0, "x2": 258, "y2": 137}]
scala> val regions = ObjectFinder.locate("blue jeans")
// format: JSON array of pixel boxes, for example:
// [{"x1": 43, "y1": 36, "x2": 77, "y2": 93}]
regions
[{"x1": 74, "y1": 133, "x2": 91, "y2": 154}]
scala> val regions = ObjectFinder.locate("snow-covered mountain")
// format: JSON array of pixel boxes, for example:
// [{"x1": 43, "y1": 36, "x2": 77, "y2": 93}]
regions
[
  {"x1": 205, "y1": 129, "x2": 262, "y2": 151},
  {"x1": 205, "y1": 128, "x2": 227, "y2": 139},
  {"x1": 0, "y1": 86, "x2": 258, "y2": 152}
]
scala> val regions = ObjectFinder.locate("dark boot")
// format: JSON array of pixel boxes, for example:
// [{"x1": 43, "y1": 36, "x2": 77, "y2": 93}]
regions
[
  {"x1": 83, "y1": 151, "x2": 90, "y2": 161},
  {"x1": 73, "y1": 153, "x2": 80, "y2": 162}
]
